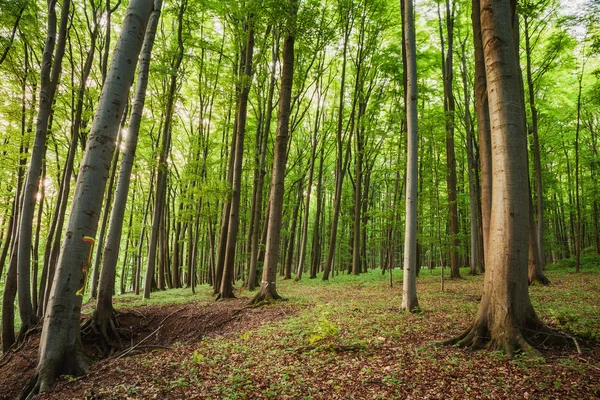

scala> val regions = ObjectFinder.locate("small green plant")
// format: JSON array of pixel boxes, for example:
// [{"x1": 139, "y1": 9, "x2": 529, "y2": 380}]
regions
[
  {"x1": 306, "y1": 312, "x2": 340, "y2": 344},
  {"x1": 191, "y1": 349, "x2": 206, "y2": 364}
]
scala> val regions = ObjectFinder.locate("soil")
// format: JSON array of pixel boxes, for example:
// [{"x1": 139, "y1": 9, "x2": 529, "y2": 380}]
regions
[{"x1": 0, "y1": 296, "x2": 294, "y2": 400}]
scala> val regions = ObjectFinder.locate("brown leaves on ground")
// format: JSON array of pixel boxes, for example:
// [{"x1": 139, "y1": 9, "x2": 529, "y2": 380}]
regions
[{"x1": 1, "y1": 268, "x2": 599, "y2": 399}]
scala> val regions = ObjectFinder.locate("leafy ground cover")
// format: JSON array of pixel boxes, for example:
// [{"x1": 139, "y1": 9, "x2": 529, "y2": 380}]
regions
[{"x1": 1, "y1": 264, "x2": 599, "y2": 399}]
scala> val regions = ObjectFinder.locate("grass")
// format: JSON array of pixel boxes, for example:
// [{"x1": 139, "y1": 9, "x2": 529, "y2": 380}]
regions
[
  {"x1": 33, "y1": 260, "x2": 600, "y2": 399},
  {"x1": 2, "y1": 258, "x2": 600, "y2": 399}
]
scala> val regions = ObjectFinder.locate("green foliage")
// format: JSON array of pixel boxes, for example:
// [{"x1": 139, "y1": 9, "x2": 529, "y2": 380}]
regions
[{"x1": 306, "y1": 311, "x2": 340, "y2": 344}]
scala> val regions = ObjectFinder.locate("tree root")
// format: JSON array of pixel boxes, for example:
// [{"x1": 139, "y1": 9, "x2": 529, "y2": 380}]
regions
[
  {"x1": 248, "y1": 291, "x2": 284, "y2": 306},
  {"x1": 20, "y1": 346, "x2": 88, "y2": 400},
  {"x1": 442, "y1": 319, "x2": 573, "y2": 359},
  {"x1": 81, "y1": 311, "x2": 130, "y2": 357},
  {"x1": 528, "y1": 273, "x2": 551, "y2": 286}
]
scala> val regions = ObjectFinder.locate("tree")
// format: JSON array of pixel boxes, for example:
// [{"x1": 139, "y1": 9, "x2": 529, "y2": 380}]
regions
[
  {"x1": 438, "y1": 0, "x2": 461, "y2": 280},
  {"x1": 251, "y1": 0, "x2": 297, "y2": 304},
  {"x1": 401, "y1": 0, "x2": 419, "y2": 312},
  {"x1": 144, "y1": 0, "x2": 186, "y2": 299},
  {"x1": 444, "y1": 0, "x2": 565, "y2": 357},
  {"x1": 82, "y1": 0, "x2": 163, "y2": 353},
  {"x1": 16, "y1": 0, "x2": 71, "y2": 340},
  {"x1": 219, "y1": 15, "x2": 255, "y2": 300},
  {"x1": 20, "y1": 1, "x2": 154, "y2": 396}
]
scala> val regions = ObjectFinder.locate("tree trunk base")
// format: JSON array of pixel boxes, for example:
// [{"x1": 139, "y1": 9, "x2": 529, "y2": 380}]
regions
[
  {"x1": 20, "y1": 345, "x2": 88, "y2": 400},
  {"x1": 249, "y1": 291, "x2": 283, "y2": 306},
  {"x1": 81, "y1": 309, "x2": 129, "y2": 357},
  {"x1": 215, "y1": 292, "x2": 237, "y2": 301},
  {"x1": 442, "y1": 316, "x2": 569, "y2": 359},
  {"x1": 528, "y1": 272, "x2": 551, "y2": 286}
]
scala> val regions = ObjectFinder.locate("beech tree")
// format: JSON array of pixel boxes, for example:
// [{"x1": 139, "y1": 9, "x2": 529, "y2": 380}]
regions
[
  {"x1": 401, "y1": 0, "x2": 418, "y2": 312},
  {"x1": 83, "y1": 0, "x2": 163, "y2": 353},
  {"x1": 16, "y1": 0, "x2": 71, "y2": 340},
  {"x1": 444, "y1": 0, "x2": 566, "y2": 357},
  {"x1": 251, "y1": 0, "x2": 297, "y2": 304},
  {"x1": 20, "y1": 1, "x2": 154, "y2": 396}
]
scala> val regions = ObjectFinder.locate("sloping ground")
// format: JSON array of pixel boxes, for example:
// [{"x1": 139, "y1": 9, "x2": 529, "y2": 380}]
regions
[
  {"x1": 1, "y1": 267, "x2": 600, "y2": 399},
  {"x1": 0, "y1": 297, "x2": 296, "y2": 399}
]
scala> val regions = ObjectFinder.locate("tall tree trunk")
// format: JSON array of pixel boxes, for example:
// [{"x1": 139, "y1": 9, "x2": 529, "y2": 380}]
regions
[
  {"x1": 523, "y1": 16, "x2": 546, "y2": 269},
  {"x1": 90, "y1": 106, "x2": 127, "y2": 298},
  {"x1": 574, "y1": 59, "x2": 584, "y2": 273},
  {"x1": 40, "y1": 9, "x2": 100, "y2": 316},
  {"x1": 295, "y1": 112, "x2": 319, "y2": 280},
  {"x1": 82, "y1": 1, "x2": 161, "y2": 351},
  {"x1": 444, "y1": 0, "x2": 565, "y2": 357},
  {"x1": 401, "y1": 0, "x2": 419, "y2": 312},
  {"x1": 322, "y1": 13, "x2": 352, "y2": 281},
  {"x1": 251, "y1": 0, "x2": 297, "y2": 303},
  {"x1": 17, "y1": 0, "x2": 71, "y2": 337},
  {"x1": 285, "y1": 179, "x2": 303, "y2": 279},
  {"x1": 460, "y1": 37, "x2": 479, "y2": 276},
  {"x1": 20, "y1": 2, "x2": 153, "y2": 396},
  {"x1": 219, "y1": 23, "x2": 255, "y2": 299},
  {"x1": 310, "y1": 144, "x2": 325, "y2": 279},
  {"x1": 438, "y1": 0, "x2": 461, "y2": 279},
  {"x1": 472, "y1": 0, "x2": 491, "y2": 271},
  {"x1": 248, "y1": 29, "x2": 279, "y2": 291},
  {"x1": 144, "y1": 0, "x2": 186, "y2": 299}
]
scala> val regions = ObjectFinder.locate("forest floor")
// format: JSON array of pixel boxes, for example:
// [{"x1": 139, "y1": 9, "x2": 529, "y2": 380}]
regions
[{"x1": 1, "y1": 262, "x2": 599, "y2": 399}]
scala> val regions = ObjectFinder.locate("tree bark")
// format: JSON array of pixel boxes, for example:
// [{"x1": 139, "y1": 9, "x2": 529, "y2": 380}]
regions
[
  {"x1": 17, "y1": 0, "x2": 71, "y2": 337},
  {"x1": 401, "y1": 0, "x2": 419, "y2": 312},
  {"x1": 251, "y1": 0, "x2": 297, "y2": 304},
  {"x1": 82, "y1": 1, "x2": 162, "y2": 352},
  {"x1": 248, "y1": 30, "x2": 279, "y2": 291},
  {"x1": 471, "y1": 0, "x2": 491, "y2": 271},
  {"x1": 285, "y1": 179, "x2": 303, "y2": 279},
  {"x1": 444, "y1": 0, "x2": 564, "y2": 357},
  {"x1": 144, "y1": 0, "x2": 185, "y2": 299},
  {"x1": 219, "y1": 23, "x2": 255, "y2": 299},
  {"x1": 20, "y1": 2, "x2": 153, "y2": 396},
  {"x1": 322, "y1": 10, "x2": 353, "y2": 281}
]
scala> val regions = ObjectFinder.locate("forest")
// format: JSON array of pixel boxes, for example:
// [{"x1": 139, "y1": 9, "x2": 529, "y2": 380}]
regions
[{"x1": 0, "y1": 0, "x2": 599, "y2": 398}]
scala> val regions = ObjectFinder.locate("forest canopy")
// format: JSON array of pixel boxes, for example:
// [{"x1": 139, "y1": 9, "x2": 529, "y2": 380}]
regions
[{"x1": 0, "y1": 0, "x2": 599, "y2": 397}]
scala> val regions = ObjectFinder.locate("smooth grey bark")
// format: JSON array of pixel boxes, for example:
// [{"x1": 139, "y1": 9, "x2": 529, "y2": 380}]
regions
[
  {"x1": 144, "y1": 0, "x2": 185, "y2": 299},
  {"x1": 443, "y1": 0, "x2": 564, "y2": 357},
  {"x1": 17, "y1": 0, "x2": 71, "y2": 337},
  {"x1": 83, "y1": 1, "x2": 162, "y2": 350},
  {"x1": 295, "y1": 126, "x2": 318, "y2": 281},
  {"x1": 40, "y1": 4, "x2": 101, "y2": 317},
  {"x1": 460, "y1": 37, "x2": 479, "y2": 275},
  {"x1": 472, "y1": 0, "x2": 491, "y2": 270},
  {"x1": 251, "y1": 0, "x2": 297, "y2": 304},
  {"x1": 20, "y1": 2, "x2": 153, "y2": 397},
  {"x1": 285, "y1": 179, "x2": 303, "y2": 279},
  {"x1": 401, "y1": 0, "x2": 419, "y2": 312},
  {"x1": 322, "y1": 10, "x2": 353, "y2": 281},
  {"x1": 310, "y1": 145, "x2": 325, "y2": 279},
  {"x1": 248, "y1": 29, "x2": 279, "y2": 291},
  {"x1": 89, "y1": 107, "x2": 126, "y2": 298},
  {"x1": 437, "y1": 0, "x2": 460, "y2": 279},
  {"x1": 220, "y1": 23, "x2": 255, "y2": 299}
]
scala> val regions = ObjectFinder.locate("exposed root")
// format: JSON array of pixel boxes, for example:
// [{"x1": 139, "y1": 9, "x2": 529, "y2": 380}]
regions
[
  {"x1": 443, "y1": 318, "x2": 573, "y2": 359},
  {"x1": 528, "y1": 273, "x2": 551, "y2": 286},
  {"x1": 249, "y1": 291, "x2": 284, "y2": 306},
  {"x1": 215, "y1": 292, "x2": 237, "y2": 301},
  {"x1": 19, "y1": 346, "x2": 88, "y2": 400},
  {"x1": 81, "y1": 311, "x2": 130, "y2": 357}
]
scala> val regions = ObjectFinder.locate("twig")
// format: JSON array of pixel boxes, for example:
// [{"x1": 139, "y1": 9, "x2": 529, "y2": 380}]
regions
[
  {"x1": 113, "y1": 307, "x2": 184, "y2": 360},
  {"x1": 560, "y1": 331, "x2": 582, "y2": 355}
]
